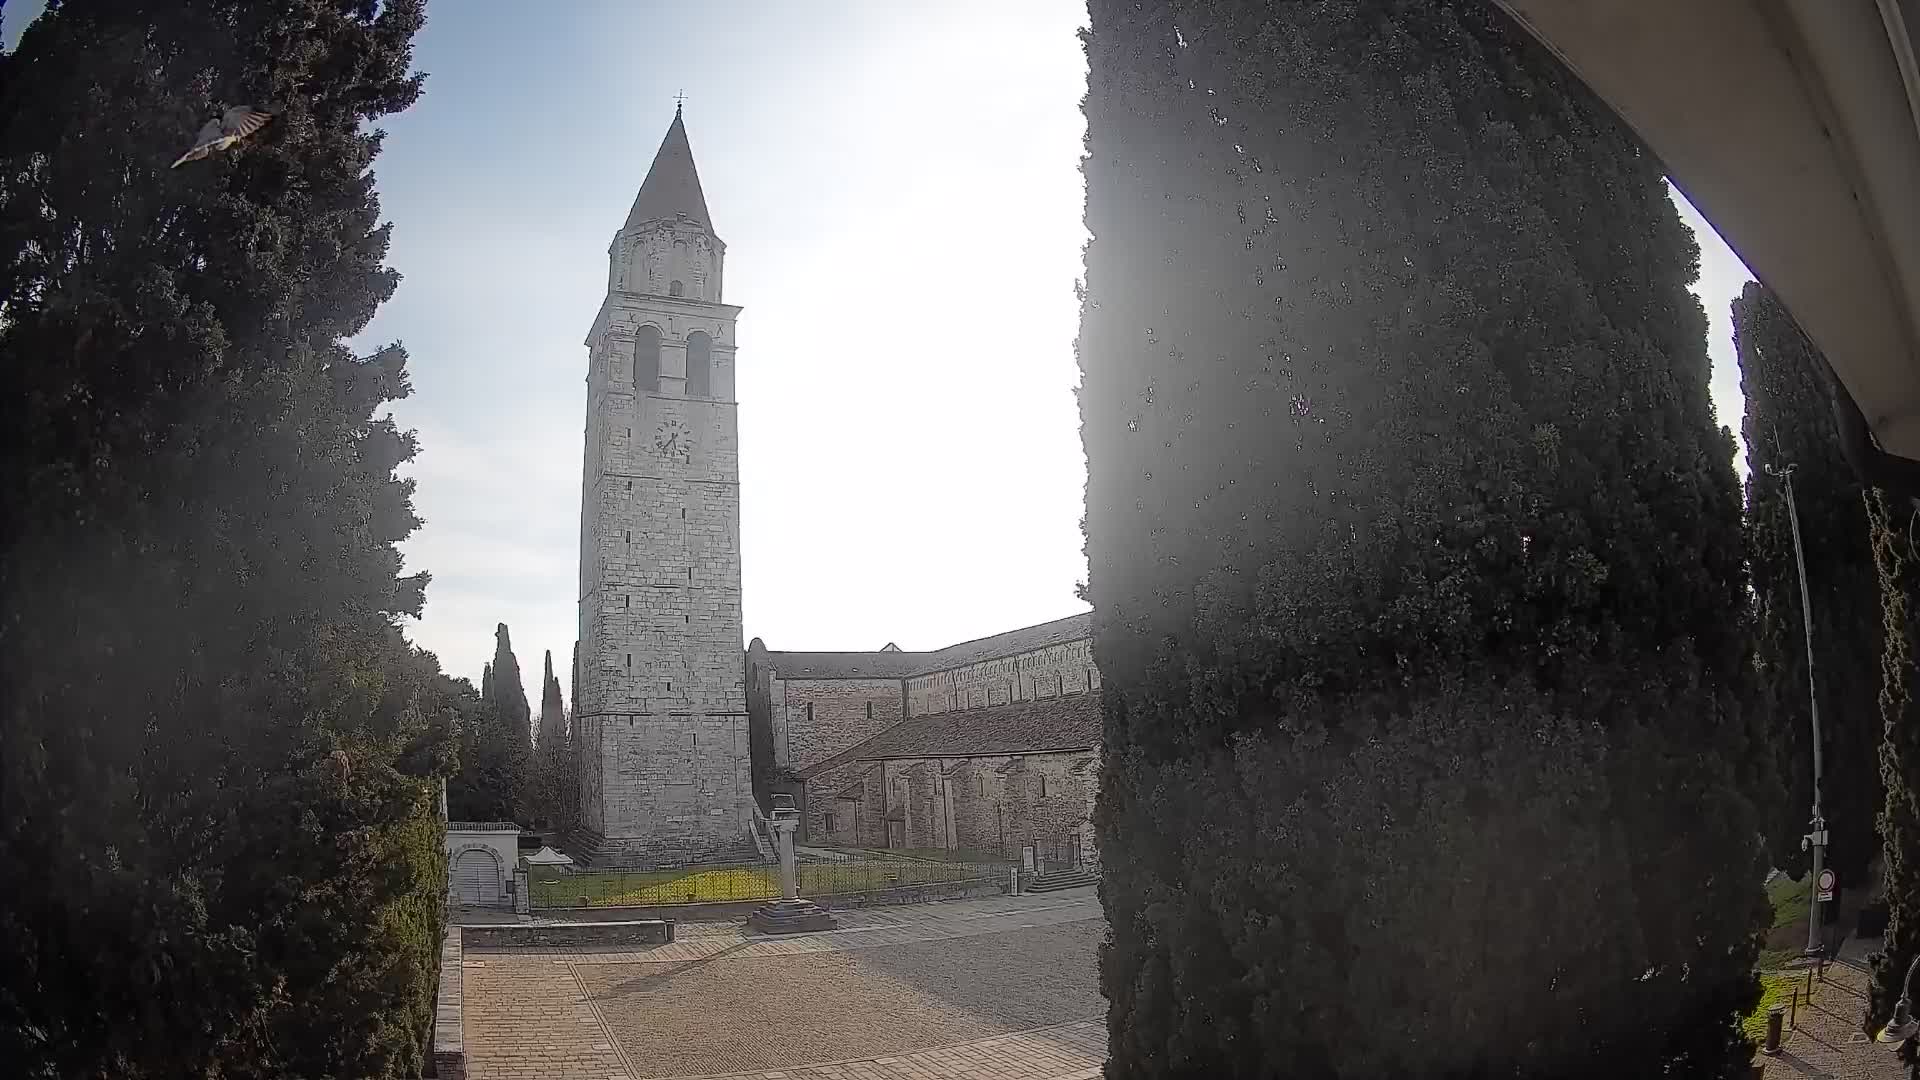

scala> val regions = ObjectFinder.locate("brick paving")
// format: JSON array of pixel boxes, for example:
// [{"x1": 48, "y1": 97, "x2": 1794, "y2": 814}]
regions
[{"x1": 461, "y1": 889, "x2": 1107, "y2": 1080}]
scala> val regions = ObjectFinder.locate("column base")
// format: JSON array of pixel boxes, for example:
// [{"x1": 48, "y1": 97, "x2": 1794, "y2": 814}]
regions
[{"x1": 747, "y1": 898, "x2": 837, "y2": 935}]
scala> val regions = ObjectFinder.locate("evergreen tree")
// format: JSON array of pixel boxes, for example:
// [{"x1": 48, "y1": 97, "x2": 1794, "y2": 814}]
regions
[
  {"x1": 0, "y1": 1, "x2": 446, "y2": 1074},
  {"x1": 445, "y1": 624, "x2": 530, "y2": 822},
  {"x1": 1735, "y1": 282, "x2": 1883, "y2": 884},
  {"x1": 523, "y1": 649, "x2": 571, "y2": 830},
  {"x1": 1870, "y1": 491, "x2": 1920, "y2": 1064},
  {"x1": 540, "y1": 649, "x2": 565, "y2": 748},
  {"x1": 1078, "y1": 2, "x2": 1763, "y2": 1075},
  {"x1": 443, "y1": 671, "x2": 512, "y2": 822},
  {"x1": 488, "y1": 622, "x2": 532, "y2": 746}
]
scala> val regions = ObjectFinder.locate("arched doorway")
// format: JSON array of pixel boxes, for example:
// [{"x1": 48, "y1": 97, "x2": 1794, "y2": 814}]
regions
[{"x1": 452, "y1": 847, "x2": 502, "y2": 906}]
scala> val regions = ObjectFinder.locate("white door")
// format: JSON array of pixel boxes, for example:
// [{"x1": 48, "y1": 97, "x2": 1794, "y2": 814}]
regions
[{"x1": 453, "y1": 849, "x2": 499, "y2": 906}]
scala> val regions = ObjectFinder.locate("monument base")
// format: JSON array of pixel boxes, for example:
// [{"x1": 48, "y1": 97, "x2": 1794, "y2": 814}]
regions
[{"x1": 747, "y1": 898, "x2": 837, "y2": 935}]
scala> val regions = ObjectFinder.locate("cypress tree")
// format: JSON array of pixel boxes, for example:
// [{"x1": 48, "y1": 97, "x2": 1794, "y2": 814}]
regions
[
  {"x1": 525, "y1": 649, "x2": 569, "y2": 830},
  {"x1": 0, "y1": 1, "x2": 445, "y2": 1074},
  {"x1": 1079, "y1": 2, "x2": 1762, "y2": 1075},
  {"x1": 1735, "y1": 282, "x2": 1883, "y2": 885},
  {"x1": 444, "y1": 623, "x2": 531, "y2": 823},
  {"x1": 540, "y1": 649, "x2": 565, "y2": 749},
  {"x1": 488, "y1": 622, "x2": 532, "y2": 746},
  {"x1": 1870, "y1": 491, "x2": 1920, "y2": 1061}
]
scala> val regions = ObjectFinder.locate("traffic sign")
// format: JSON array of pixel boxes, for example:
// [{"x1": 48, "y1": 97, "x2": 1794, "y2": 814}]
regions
[{"x1": 1817, "y1": 868, "x2": 1836, "y2": 902}]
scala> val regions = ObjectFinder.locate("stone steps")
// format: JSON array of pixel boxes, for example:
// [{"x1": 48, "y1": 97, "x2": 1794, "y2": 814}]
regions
[{"x1": 1025, "y1": 867, "x2": 1098, "y2": 893}]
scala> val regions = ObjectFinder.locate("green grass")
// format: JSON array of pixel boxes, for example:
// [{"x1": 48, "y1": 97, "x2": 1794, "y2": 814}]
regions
[
  {"x1": 1758, "y1": 873, "x2": 1814, "y2": 969},
  {"x1": 1768, "y1": 873, "x2": 1812, "y2": 930},
  {"x1": 1742, "y1": 972, "x2": 1804, "y2": 1042},
  {"x1": 529, "y1": 858, "x2": 995, "y2": 908}
]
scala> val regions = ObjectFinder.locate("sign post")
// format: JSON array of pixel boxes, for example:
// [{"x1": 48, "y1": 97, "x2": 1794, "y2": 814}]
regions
[{"x1": 1816, "y1": 868, "x2": 1836, "y2": 904}]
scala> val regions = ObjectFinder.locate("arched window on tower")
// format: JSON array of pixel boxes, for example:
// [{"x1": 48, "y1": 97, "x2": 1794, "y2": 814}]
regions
[
  {"x1": 686, "y1": 331, "x2": 712, "y2": 398},
  {"x1": 669, "y1": 280, "x2": 685, "y2": 297},
  {"x1": 634, "y1": 325, "x2": 661, "y2": 394}
]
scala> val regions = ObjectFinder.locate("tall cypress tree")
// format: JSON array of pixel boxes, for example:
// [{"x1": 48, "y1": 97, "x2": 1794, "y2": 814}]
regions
[
  {"x1": 540, "y1": 649, "x2": 565, "y2": 749},
  {"x1": 1079, "y1": 2, "x2": 1762, "y2": 1075},
  {"x1": 488, "y1": 622, "x2": 532, "y2": 745},
  {"x1": 1735, "y1": 282, "x2": 1883, "y2": 885},
  {"x1": 0, "y1": 1, "x2": 445, "y2": 1074},
  {"x1": 1870, "y1": 491, "x2": 1920, "y2": 1061}
]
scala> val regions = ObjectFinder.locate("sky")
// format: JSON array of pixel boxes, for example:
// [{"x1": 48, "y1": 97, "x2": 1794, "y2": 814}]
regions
[{"x1": 6, "y1": 2, "x2": 1755, "y2": 703}]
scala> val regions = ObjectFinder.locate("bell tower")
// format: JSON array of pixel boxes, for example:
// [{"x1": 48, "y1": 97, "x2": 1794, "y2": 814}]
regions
[{"x1": 574, "y1": 107, "x2": 754, "y2": 866}]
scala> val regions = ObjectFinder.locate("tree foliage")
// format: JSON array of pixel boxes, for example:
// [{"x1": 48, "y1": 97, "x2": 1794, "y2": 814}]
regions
[
  {"x1": 0, "y1": 0, "x2": 446, "y2": 1075},
  {"x1": 523, "y1": 649, "x2": 573, "y2": 831},
  {"x1": 487, "y1": 622, "x2": 532, "y2": 746},
  {"x1": 1078, "y1": 2, "x2": 1764, "y2": 1075},
  {"x1": 448, "y1": 623, "x2": 532, "y2": 822},
  {"x1": 1735, "y1": 282, "x2": 1883, "y2": 883},
  {"x1": 1870, "y1": 490, "x2": 1920, "y2": 1063}
]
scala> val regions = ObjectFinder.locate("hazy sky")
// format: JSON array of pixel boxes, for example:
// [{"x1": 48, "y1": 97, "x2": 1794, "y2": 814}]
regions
[{"x1": 6, "y1": 2, "x2": 1755, "y2": 701}]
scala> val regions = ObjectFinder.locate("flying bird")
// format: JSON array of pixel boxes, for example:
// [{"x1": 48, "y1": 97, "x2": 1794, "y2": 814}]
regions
[{"x1": 170, "y1": 106, "x2": 275, "y2": 168}]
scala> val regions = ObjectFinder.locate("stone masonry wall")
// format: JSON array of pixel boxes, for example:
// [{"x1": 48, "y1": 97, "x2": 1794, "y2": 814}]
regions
[
  {"x1": 575, "y1": 229, "x2": 752, "y2": 865},
  {"x1": 845, "y1": 750, "x2": 1097, "y2": 864},
  {"x1": 772, "y1": 677, "x2": 903, "y2": 773},
  {"x1": 904, "y1": 638, "x2": 1100, "y2": 718}
]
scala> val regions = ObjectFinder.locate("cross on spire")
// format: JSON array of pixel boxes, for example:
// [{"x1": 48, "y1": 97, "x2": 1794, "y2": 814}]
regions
[{"x1": 674, "y1": 89, "x2": 687, "y2": 115}]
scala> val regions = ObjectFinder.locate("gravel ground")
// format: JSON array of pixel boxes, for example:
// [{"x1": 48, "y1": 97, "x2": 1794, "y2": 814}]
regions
[{"x1": 574, "y1": 921, "x2": 1103, "y2": 1078}]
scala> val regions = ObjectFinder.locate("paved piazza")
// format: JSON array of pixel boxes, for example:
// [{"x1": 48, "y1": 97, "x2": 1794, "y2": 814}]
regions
[{"x1": 460, "y1": 889, "x2": 1107, "y2": 1080}]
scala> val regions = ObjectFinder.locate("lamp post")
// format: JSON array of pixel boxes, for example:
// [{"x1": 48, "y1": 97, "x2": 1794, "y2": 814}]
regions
[
  {"x1": 1877, "y1": 952, "x2": 1920, "y2": 1048},
  {"x1": 1767, "y1": 460, "x2": 1829, "y2": 958}
]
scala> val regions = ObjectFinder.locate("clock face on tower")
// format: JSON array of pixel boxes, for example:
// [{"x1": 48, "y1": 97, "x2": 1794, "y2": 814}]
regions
[{"x1": 652, "y1": 418, "x2": 691, "y2": 463}]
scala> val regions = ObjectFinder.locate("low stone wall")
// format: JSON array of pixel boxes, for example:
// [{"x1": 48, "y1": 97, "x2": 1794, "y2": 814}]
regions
[
  {"x1": 463, "y1": 919, "x2": 676, "y2": 949},
  {"x1": 431, "y1": 928, "x2": 464, "y2": 1079}
]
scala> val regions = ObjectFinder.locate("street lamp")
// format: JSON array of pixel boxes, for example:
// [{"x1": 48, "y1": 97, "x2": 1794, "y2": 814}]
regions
[
  {"x1": 1766, "y1": 460, "x2": 1829, "y2": 958},
  {"x1": 1877, "y1": 953, "x2": 1920, "y2": 1047}
]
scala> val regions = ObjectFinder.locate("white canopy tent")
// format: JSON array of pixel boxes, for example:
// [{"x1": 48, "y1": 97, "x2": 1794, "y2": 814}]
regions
[{"x1": 1496, "y1": 0, "x2": 1920, "y2": 492}]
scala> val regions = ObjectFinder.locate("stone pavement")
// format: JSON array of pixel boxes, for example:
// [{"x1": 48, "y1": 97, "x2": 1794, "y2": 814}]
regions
[
  {"x1": 460, "y1": 888, "x2": 1106, "y2": 1080},
  {"x1": 1757, "y1": 959, "x2": 1903, "y2": 1079}
]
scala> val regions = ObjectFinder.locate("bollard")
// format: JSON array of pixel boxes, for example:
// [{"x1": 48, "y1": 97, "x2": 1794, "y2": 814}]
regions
[
  {"x1": 1763, "y1": 1004, "x2": 1786, "y2": 1056},
  {"x1": 664, "y1": 919, "x2": 676, "y2": 944}
]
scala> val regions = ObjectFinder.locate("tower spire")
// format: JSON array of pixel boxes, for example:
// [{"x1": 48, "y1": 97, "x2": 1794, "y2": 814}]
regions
[{"x1": 624, "y1": 109, "x2": 711, "y2": 233}]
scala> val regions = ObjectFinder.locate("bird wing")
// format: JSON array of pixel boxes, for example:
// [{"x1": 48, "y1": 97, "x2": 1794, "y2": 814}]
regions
[
  {"x1": 191, "y1": 117, "x2": 225, "y2": 144},
  {"x1": 221, "y1": 107, "x2": 274, "y2": 139},
  {"x1": 171, "y1": 140, "x2": 217, "y2": 169}
]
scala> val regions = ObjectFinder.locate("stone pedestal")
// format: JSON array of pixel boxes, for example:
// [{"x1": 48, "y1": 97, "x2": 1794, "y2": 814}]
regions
[
  {"x1": 748, "y1": 799, "x2": 837, "y2": 934},
  {"x1": 748, "y1": 897, "x2": 837, "y2": 934}
]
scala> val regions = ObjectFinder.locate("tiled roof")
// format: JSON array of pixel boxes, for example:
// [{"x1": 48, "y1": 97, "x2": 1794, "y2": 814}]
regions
[
  {"x1": 800, "y1": 691, "x2": 1102, "y2": 779},
  {"x1": 766, "y1": 611, "x2": 1092, "y2": 682},
  {"x1": 912, "y1": 612, "x2": 1091, "y2": 674},
  {"x1": 763, "y1": 650, "x2": 926, "y2": 680},
  {"x1": 448, "y1": 821, "x2": 521, "y2": 832}
]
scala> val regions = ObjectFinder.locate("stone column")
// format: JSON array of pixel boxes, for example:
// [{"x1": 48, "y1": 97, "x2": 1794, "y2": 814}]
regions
[
  {"x1": 775, "y1": 815, "x2": 798, "y2": 900},
  {"x1": 748, "y1": 797, "x2": 835, "y2": 935}
]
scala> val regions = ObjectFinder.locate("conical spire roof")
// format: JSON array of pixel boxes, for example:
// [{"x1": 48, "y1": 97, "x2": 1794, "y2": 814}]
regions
[{"x1": 624, "y1": 107, "x2": 713, "y2": 233}]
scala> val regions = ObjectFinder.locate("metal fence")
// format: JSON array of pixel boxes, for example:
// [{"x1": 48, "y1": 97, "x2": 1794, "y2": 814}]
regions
[{"x1": 528, "y1": 855, "x2": 1008, "y2": 909}]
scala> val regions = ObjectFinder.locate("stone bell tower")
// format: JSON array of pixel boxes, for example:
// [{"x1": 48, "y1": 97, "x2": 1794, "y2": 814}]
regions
[{"x1": 573, "y1": 107, "x2": 754, "y2": 866}]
